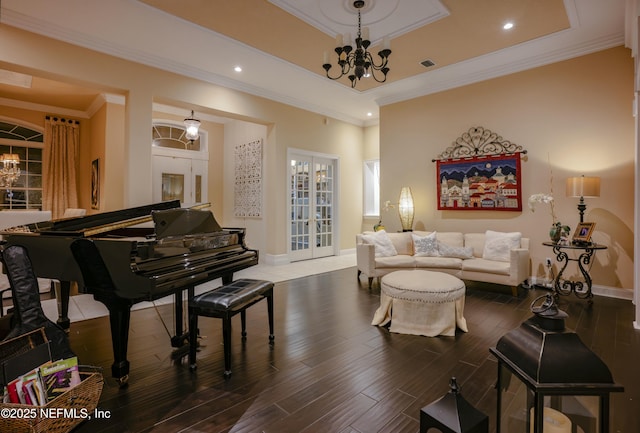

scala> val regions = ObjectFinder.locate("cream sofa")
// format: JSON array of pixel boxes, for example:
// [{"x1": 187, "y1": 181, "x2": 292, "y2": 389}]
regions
[{"x1": 356, "y1": 230, "x2": 530, "y2": 296}]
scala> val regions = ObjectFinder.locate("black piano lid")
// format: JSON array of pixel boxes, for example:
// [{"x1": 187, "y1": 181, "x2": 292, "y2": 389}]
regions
[
  {"x1": 153, "y1": 208, "x2": 222, "y2": 239},
  {"x1": 5, "y1": 200, "x2": 181, "y2": 236}
]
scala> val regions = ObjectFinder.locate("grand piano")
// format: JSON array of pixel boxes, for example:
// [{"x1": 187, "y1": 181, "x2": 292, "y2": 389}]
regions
[{"x1": 0, "y1": 200, "x2": 258, "y2": 384}]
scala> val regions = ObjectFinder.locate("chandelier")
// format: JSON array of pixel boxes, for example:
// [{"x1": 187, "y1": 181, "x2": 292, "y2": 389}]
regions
[
  {"x1": 0, "y1": 153, "x2": 20, "y2": 189},
  {"x1": 322, "y1": 0, "x2": 392, "y2": 88},
  {"x1": 183, "y1": 110, "x2": 201, "y2": 144}
]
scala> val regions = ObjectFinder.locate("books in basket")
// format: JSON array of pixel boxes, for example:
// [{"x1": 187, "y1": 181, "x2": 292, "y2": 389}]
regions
[
  {"x1": 2, "y1": 356, "x2": 80, "y2": 405},
  {"x1": 41, "y1": 356, "x2": 81, "y2": 402}
]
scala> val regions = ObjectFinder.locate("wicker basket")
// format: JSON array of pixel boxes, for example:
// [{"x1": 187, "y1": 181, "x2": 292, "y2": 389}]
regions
[
  {"x1": 0, "y1": 329, "x2": 104, "y2": 433},
  {"x1": 0, "y1": 370, "x2": 104, "y2": 433}
]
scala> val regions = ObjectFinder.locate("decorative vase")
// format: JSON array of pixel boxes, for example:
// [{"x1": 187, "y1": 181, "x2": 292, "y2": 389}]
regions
[
  {"x1": 549, "y1": 222, "x2": 570, "y2": 243},
  {"x1": 373, "y1": 220, "x2": 385, "y2": 232}
]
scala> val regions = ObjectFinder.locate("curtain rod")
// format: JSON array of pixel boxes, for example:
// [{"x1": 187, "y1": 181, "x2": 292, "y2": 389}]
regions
[{"x1": 45, "y1": 116, "x2": 79, "y2": 125}]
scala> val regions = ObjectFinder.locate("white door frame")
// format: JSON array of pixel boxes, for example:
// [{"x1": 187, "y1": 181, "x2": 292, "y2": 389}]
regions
[{"x1": 151, "y1": 119, "x2": 209, "y2": 207}]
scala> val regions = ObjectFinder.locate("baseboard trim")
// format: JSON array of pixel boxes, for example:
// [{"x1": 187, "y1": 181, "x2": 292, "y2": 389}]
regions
[
  {"x1": 263, "y1": 253, "x2": 290, "y2": 266},
  {"x1": 263, "y1": 249, "x2": 356, "y2": 266},
  {"x1": 592, "y1": 284, "x2": 633, "y2": 301}
]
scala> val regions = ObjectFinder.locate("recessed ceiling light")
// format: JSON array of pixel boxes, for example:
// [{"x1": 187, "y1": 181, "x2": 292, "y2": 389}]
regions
[
  {"x1": 503, "y1": 22, "x2": 514, "y2": 30},
  {"x1": 367, "y1": 112, "x2": 373, "y2": 117},
  {"x1": 234, "y1": 66, "x2": 242, "y2": 72}
]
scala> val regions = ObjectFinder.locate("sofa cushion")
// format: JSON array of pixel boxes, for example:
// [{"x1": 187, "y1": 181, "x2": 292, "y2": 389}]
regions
[
  {"x1": 462, "y1": 258, "x2": 510, "y2": 275},
  {"x1": 387, "y1": 232, "x2": 414, "y2": 255},
  {"x1": 482, "y1": 230, "x2": 522, "y2": 262},
  {"x1": 463, "y1": 233, "x2": 485, "y2": 258},
  {"x1": 375, "y1": 255, "x2": 416, "y2": 268},
  {"x1": 412, "y1": 232, "x2": 439, "y2": 257},
  {"x1": 414, "y1": 256, "x2": 463, "y2": 269},
  {"x1": 362, "y1": 230, "x2": 397, "y2": 257},
  {"x1": 436, "y1": 232, "x2": 464, "y2": 248},
  {"x1": 437, "y1": 242, "x2": 474, "y2": 259}
]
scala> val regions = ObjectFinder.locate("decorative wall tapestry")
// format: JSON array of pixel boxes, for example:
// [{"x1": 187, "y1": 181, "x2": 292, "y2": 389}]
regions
[
  {"x1": 434, "y1": 127, "x2": 525, "y2": 211},
  {"x1": 234, "y1": 139, "x2": 263, "y2": 217}
]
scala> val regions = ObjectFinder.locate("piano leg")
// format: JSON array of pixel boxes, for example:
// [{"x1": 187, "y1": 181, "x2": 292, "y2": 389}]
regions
[
  {"x1": 171, "y1": 287, "x2": 194, "y2": 349},
  {"x1": 53, "y1": 280, "x2": 71, "y2": 330},
  {"x1": 222, "y1": 273, "x2": 233, "y2": 284},
  {"x1": 100, "y1": 296, "x2": 133, "y2": 387}
]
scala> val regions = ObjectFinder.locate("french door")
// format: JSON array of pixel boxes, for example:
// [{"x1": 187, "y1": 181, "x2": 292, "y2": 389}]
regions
[
  {"x1": 289, "y1": 153, "x2": 337, "y2": 261},
  {"x1": 152, "y1": 155, "x2": 207, "y2": 208}
]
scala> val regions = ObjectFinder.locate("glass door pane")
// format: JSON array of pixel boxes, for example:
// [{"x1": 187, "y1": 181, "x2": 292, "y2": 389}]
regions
[
  {"x1": 315, "y1": 160, "x2": 333, "y2": 252},
  {"x1": 290, "y1": 159, "x2": 310, "y2": 255},
  {"x1": 289, "y1": 153, "x2": 336, "y2": 261},
  {"x1": 161, "y1": 173, "x2": 185, "y2": 202}
]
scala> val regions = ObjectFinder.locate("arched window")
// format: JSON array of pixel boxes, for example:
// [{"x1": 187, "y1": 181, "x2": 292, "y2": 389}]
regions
[
  {"x1": 152, "y1": 123, "x2": 201, "y2": 151},
  {"x1": 0, "y1": 119, "x2": 44, "y2": 210}
]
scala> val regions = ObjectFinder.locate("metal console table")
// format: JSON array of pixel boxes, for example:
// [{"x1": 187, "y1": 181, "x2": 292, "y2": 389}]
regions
[{"x1": 542, "y1": 242, "x2": 607, "y2": 303}]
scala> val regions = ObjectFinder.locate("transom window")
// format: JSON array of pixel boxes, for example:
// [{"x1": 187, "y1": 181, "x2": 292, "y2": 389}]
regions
[{"x1": 152, "y1": 124, "x2": 201, "y2": 151}]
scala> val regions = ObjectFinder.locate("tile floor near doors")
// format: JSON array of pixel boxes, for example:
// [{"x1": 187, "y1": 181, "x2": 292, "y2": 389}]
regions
[{"x1": 40, "y1": 254, "x2": 357, "y2": 323}]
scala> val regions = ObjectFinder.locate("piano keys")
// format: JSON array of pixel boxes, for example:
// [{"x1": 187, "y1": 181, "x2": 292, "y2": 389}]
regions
[{"x1": 0, "y1": 201, "x2": 258, "y2": 385}]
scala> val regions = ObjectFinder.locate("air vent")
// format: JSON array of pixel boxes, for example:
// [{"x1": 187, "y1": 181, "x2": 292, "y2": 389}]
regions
[{"x1": 421, "y1": 59, "x2": 436, "y2": 68}]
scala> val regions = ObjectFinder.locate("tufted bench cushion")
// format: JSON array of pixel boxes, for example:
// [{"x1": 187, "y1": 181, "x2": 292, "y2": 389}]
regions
[
  {"x1": 191, "y1": 279, "x2": 273, "y2": 312},
  {"x1": 188, "y1": 279, "x2": 274, "y2": 378},
  {"x1": 381, "y1": 270, "x2": 465, "y2": 303}
]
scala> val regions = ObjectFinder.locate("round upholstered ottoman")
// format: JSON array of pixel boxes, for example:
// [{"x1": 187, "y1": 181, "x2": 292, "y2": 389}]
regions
[{"x1": 371, "y1": 270, "x2": 468, "y2": 337}]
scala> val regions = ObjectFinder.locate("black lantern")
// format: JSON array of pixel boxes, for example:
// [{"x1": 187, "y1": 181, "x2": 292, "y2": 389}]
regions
[
  {"x1": 490, "y1": 294, "x2": 623, "y2": 433},
  {"x1": 420, "y1": 377, "x2": 488, "y2": 433}
]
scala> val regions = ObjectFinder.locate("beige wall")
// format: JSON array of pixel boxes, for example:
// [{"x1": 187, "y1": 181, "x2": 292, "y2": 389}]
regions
[
  {"x1": 362, "y1": 124, "x2": 381, "y2": 232},
  {"x1": 380, "y1": 46, "x2": 634, "y2": 292},
  {"x1": 84, "y1": 102, "x2": 127, "y2": 214}
]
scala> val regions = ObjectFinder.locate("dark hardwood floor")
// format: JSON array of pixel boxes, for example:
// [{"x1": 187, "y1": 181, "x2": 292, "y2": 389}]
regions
[{"x1": 64, "y1": 267, "x2": 638, "y2": 433}]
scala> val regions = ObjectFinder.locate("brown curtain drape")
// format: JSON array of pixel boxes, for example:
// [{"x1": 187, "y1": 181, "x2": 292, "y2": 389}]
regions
[{"x1": 43, "y1": 116, "x2": 79, "y2": 219}]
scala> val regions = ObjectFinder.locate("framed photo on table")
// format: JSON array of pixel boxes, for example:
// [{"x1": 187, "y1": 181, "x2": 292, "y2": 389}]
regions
[{"x1": 573, "y1": 222, "x2": 595, "y2": 244}]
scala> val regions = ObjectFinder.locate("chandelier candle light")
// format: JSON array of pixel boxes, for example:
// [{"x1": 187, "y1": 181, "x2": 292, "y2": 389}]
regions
[
  {"x1": 0, "y1": 153, "x2": 20, "y2": 189},
  {"x1": 322, "y1": 0, "x2": 392, "y2": 88}
]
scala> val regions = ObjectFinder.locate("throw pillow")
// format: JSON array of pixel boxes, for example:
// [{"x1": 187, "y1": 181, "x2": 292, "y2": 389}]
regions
[
  {"x1": 482, "y1": 230, "x2": 522, "y2": 262},
  {"x1": 437, "y1": 241, "x2": 474, "y2": 259},
  {"x1": 362, "y1": 230, "x2": 397, "y2": 257},
  {"x1": 412, "y1": 232, "x2": 439, "y2": 257}
]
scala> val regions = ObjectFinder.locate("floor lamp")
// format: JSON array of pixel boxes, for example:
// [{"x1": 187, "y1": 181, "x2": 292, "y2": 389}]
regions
[
  {"x1": 566, "y1": 175, "x2": 600, "y2": 223},
  {"x1": 398, "y1": 187, "x2": 414, "y2": 232}
]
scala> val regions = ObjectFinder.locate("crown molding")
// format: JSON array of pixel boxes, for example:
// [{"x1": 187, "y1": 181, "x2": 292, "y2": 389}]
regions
[
  {"x1": 375, "y1": 31, "x2": 625, "y2": 107},
  {"x1": 0, "y1": 96, "x2": 89, "y2": 118},
  {"x1": 0, "y1": 6, "x2": 370, "y2": 127}
]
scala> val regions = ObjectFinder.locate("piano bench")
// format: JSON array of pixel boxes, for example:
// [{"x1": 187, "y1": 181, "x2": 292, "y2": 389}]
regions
[{"x1": 188, "y1": 279, "x2": 274, "y2": 378}]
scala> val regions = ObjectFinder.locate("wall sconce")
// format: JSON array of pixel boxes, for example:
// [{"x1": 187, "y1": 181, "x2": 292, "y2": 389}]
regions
[
  {"x1": 566, "y1": 175, "x2": 600, "y2": 223},
  {"x1": 398, "y1": 187, "x2": 414, "y2": 232},
  {"x1": 0, "y1": 153, "x2": 21, "y2": 190},
  {"x1": 183, "y1": 110, "x2": 201, "y2": 143}
]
